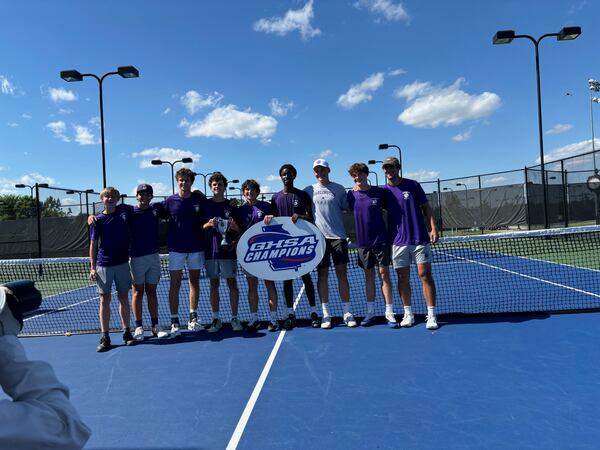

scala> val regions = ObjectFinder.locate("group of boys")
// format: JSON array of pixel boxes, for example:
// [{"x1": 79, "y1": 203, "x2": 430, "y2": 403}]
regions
[{"x1": 89, "y1": 157, "x2": 438, "y2": 352}]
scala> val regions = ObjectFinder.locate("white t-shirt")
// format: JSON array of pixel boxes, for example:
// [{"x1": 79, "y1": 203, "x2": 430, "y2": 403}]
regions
[{"x1": 304, "y1": 181, "x2": 349, "y2": 239}]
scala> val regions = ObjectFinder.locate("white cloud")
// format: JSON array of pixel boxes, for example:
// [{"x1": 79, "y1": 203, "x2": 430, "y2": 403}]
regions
[
  {"x1": 404, "y1": 170, "x2": 440, "y2": 182},
  {"x1": 269, "y1": 98, "x2": 295, "y2": 117},
  {"x1": 1, "y1": 172, "x2": 57, "y2": 194},
  {"x1": 180, "y1": 90, "x2": 223, "y2": 115},
  {"x1": 536, "y1": 139, "x2": 598, "y2": 167},
  {"x1": 354, "y1": 0, "x2": 410, "y2": 22},
  {"x1": 58, "y1": 108, "x2": 73, "y2": 115},
  {"x1": 22, "y1": 113, "x2": 32, "y2": 119},
  {"x1": 337, "y1": 72, "x2": 385, "y2": 109},
  {"x1": 319, "y1": 149, "x2": 334, "y2": 158},
  {"x1": 73, "y1": 125, "x2": 95, "y2": 145},
  {"x1": 161, "y1": 107, "x2": 171, "y2": 116},
  {"x1": 545, "y1": 123, "x2": 574, "y2": 135},
  {"x1": 182, "y1": 105, "x2": 277, "y2": 140},
  {"x1": 7, "y1": 122, "x2": 19, "y2": 128},
  {"x1": 394, "y1": 80, "x2": 433, "y2": 101},
  {"x1": 88, "y1": 116, "x2": 101, "y2": 127},
  {"x1": 265, "y1": 174, "x2": 280, "y2": 181},
  {"x1": 131, "y1": 147, "x2": 201, "y2": 169},
  {"x1": 48, "y1": 87, "x2": 78, "y2": 103},
  {"x1": 388, "y1": 68, "x2": 406, "y2": 77},
  {"x1": 260, "y1": 185, "x2": 274, "y2": 194},
  {"x1": 398, "y1": 78, "x2": 501, "y2": 128},
  {"x1": 0, "y1": 75, "x2": 16, "y2": 95},
  {"x1": 46, "y1": 121, "x2": 70, "y2": 142},
  {"x1": 254, "y1": 0, "x2": 321, "y2": 40},
  {"x1": 452, "y1": 127, "x2": 473, "y2": 142}
]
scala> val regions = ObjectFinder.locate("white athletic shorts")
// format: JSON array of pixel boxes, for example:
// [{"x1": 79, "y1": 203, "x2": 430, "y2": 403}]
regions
[
  {"x1": 168, "y1": 251, "x2": 205, "y2": 271},
  {"x1": 392, "y1": 243, "x2": 433, "y2": 269}
]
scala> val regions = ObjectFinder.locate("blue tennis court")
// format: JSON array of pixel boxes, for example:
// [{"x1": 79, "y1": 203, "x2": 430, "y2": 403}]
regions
[{"x1": 15, "y1": 310, "x2": 600, "y2": 449}]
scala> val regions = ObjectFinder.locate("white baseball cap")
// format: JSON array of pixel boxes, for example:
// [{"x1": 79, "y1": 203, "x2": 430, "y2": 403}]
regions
[{"x1": 313, "y1": 158, "x2": 330, "y2": 169}]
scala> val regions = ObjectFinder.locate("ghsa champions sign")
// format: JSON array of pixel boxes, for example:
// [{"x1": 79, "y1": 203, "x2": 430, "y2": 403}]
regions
[{"x1": 237, "y1": 217, "x2": 326, "y2": 281}]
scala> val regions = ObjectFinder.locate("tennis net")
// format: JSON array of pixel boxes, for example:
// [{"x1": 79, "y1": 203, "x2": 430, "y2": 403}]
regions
[{"x1": 1, "y1": 225, "x2": 598, "y2": 336}]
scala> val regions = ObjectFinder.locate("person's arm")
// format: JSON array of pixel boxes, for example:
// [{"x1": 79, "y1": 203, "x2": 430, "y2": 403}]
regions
[
  {"x1": 421, "y1": 203, "x2": 439, "y2": 243},
  {"x1": 294, "y1": 189, "x2": 313, "y2": 224},
  {"x1": 0, "y1": 296, "x2": 91, "y2": 450},
  {"x1": 89, "y1": 239, "x2": 98, "y2": 281}
]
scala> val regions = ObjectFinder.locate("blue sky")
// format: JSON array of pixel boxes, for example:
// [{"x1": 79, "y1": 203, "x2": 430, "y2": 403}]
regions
[{"x1": 1, "y1": 0, "x2": 599, "y2": 208}]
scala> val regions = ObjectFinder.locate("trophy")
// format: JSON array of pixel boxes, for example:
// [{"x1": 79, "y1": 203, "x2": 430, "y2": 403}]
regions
[{"x1": 215, "y1": 217, "x2": 230, "y2": 247}]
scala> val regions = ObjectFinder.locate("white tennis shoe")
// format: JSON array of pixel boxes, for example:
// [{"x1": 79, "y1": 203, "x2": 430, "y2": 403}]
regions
[
  {"x1": 400, "y1": 313, "x2": 415, "y2": 328},
  {"x1": 426, "y1": 315, "x2": 438, "y2": 330}
]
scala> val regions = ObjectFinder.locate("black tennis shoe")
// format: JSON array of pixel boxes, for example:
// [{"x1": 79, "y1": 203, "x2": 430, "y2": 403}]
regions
[
  {"x1": 310, "y1": 312, "x2": 321, "y2": 328},
  {"x1": 123, "y1": 329, "x2": 135, "y2": 346},
  {"x1": 96, "y1": 336, "x2": 111, "y2": 352},
  {"x1": 267, "y1": 321, "x2": 280, "y2": 332},
  {"x1": 283, "y1": 314, "x2": 296, "y2": 330}
]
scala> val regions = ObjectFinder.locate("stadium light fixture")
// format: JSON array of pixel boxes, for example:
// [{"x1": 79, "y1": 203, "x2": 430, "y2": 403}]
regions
[
  {"x1": 492, "y1": 26, "x2": 581, "y2": 229},
  {"x1": 151, "y1": 158, "x2": 194, "y2": 194},
  {"x1": 59, "y1": 66, "x2": 140, "y2": 188}
]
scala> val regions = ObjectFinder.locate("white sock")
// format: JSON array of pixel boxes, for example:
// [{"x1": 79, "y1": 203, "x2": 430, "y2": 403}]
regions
[
  {"x1": 212, "y1": 311, "x2": 219, "y2": 320},
  {"x1": 190, "y1": 308, "x2": 196, "y2": 314},
  {"x1": 250, "y1": 312, "x2": 258, "y2": 322},
  {"x1": 367, "y1": 301, "x2": 375, "y2": 315},
  {"x1": 322, "y1": 302, "x2": 330, "y2": 318},
  {"x1": 404, "y1": 306, "x2": 413, "y2": 315},
  {"x1": 342, "y1": 303, "x2": 351, "y2": 315},
  {"x1": 427, "y1": 306, "x2": 436, "y2": 317},
  {"x1": 287, "y1": 307, "x2": 294, "y2": 315},
  {"x1": 385, "y1": 304, "x2": 394, "y2": 315}
]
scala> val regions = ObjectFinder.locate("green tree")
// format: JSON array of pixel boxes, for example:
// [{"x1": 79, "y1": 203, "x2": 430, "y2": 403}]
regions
[{"x1": 0, "y1": 194, "x2": 66, "y2": 220}]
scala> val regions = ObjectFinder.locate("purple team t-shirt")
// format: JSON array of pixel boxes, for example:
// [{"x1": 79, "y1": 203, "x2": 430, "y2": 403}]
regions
[
  {"x1": 270, "y1": 188, "x2": 311, "y2": 218},
  {"x1": 89, "y1": 204, "x2": 132, "y2": 267},
  {"x1": 130, "y1": 203, "x2": 164, "y2": 258},
  {"x1": 238, "y1": 201, "x2": 273, "y2": 229},
  {"x1": 161, "y1": 193, "x2": 205, "y2": 253},
  {"x1": 384, "y1": 179, "x2": 430, "y2": 246},
  {"x1": 203, "y1": 199, "x2": 240, "y2": 260},
  {"x1": 347, "y1": 186, "x2": 389, "y2": 248}
]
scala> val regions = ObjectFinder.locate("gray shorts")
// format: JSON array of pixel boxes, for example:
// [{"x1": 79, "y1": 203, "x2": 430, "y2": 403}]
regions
[
  {"x1": 205, "y1": 259, "x2": 237, "y2": 279},
  {"x1": 130, "y1": 253, "x2": 161, "y2": 285},
  {"x1": 392, "y1": 243, "x2": 433, "y2": 269},
  {"x1": 357, "y1": 245, "x2": 391, "y2": 269},
  {"x1": 96, "y1": 262, "x2": 131, "y2": 294}
]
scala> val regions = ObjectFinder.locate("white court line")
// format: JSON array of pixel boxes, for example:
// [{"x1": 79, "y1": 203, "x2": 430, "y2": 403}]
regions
[
  {"x1": 24, "y1": 296, "x2": 99, "y2": 322},
  {"x1": 226, "y1": 283, "x2": 306, "y2": 449},
  {"x1": 439, "y1": 250, "x2": 600, "y2": 299}
]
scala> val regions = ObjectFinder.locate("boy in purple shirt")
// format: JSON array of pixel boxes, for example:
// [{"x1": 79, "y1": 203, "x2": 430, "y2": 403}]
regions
[
  {"x1": 202, "y1": 172, "x2": 243, "y2": 333},
  {"x1": 382, "y1": 156, "x2": 439, "y2": 330},
  {"x1": 238, "y1": 179, "x2": 279, "y2": 332},
  {"x1": 269, "y1": 164, "x2": 320, "y2": 330},
  {"x1": 347, "y1": 163, "x2": 398, "y2": 328},
  {"x1": 89, "y1": 187, "x2": 134, "y2": 352},
  {"x1": 129, "y1": 184, "x2": 169, "y2": 341},
  {"x1": 162, "y1": 168, "x2": 206, "y2": 337}
]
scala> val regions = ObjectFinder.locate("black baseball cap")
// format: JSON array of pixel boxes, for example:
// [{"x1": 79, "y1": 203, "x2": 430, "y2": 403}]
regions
[
  {"x1": 136, "y1": 183, "x2": 153, "y2": 194},
  {"x1": 382, "y1": 156, "x2": 400, "y2": 168}
]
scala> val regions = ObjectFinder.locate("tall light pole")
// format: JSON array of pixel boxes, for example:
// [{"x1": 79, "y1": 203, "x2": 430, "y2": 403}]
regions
[
  {"x1": 65, "y1": 190, "x2": 83, "y2": 215},
  {"x1": 378, "y1": 144, "x2": 402, "y2": 178},
  {"x1": 193, "y1": 171, "x2": 214, "y2": 195},
  {"x1": 34, "y1": 183, "x2": 49, "y2": 258},
  {"x1": 151, "y1": 157, "x2": 193, "y2": 194},
  {"x1": 229, "y1": 186, "x2": 243, "y2": 201},
  {"x1": 15, "y1": 183, "x2": 34, "y2": 199},
  {"x1": 493, "y1": 26, "x2": 581, "y2": 229},
  {"x1": 60, "y1": 66, "x2": 140, "y2": 188},
  {"x1": 588, "y1": 79, "x2": 600, "y2": 174},
  {"x1": 368, "y1": 170, "x2": 379, "y2": 186}
]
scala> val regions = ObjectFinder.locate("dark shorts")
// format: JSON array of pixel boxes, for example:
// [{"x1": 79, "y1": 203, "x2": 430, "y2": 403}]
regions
[
  {"x1": 357, "y1": 245, "x2": 391, "y2": 270},
  {"x1": 317, "y1": 238, "x2": 349, "y2": 269}
]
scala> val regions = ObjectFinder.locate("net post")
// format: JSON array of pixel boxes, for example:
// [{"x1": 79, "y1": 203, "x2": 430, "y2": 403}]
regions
[{"x1": 524, "y1": 167, "x2": 531, "y2": 231}]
